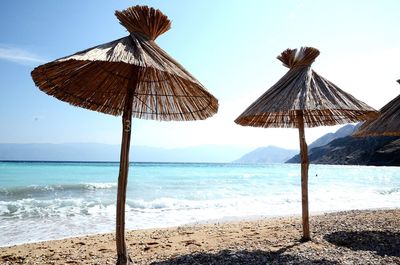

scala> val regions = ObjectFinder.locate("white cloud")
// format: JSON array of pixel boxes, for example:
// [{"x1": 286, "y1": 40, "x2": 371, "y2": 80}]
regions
[{"x1": 0, "y1": 45, "x2": 46, "y2": 65}]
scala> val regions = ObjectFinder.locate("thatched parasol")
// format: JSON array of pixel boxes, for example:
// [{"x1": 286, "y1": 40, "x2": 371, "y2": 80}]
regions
[
  {"x1": 31, "y1": 6, "x2": 218, "y2": 265},
  {"x1": 235, "y1": 47, "x2": 378, "y2": 241},
  {"x1": 354, "y1": 80, "x2": 400, "y2": 137}
]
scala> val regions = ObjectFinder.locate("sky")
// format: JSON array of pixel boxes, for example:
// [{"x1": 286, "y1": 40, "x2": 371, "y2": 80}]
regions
[{"x1": 0, "y1": 0, "x2": 399, "y2": 150}]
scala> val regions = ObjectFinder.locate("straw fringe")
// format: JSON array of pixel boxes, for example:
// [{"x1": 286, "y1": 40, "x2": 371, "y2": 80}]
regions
[
  {"x1": 31, "y1": 6, "x2": 218, "y2": 121},
  {"x1": 235, "y1": 47, "x2": 378, "y2": 128},
  {"x1": 354, "y1": 80, "x2": 400, "y2": 137}
]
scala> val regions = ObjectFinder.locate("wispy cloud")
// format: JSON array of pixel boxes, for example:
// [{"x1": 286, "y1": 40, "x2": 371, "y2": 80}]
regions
[{"x1": 0, "y1": 45, "x2": 46, "y2": 66}]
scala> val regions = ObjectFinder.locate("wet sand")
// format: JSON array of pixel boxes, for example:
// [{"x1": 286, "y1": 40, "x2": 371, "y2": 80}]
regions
[{"x1": 1, "y1": 209, "x2": 399, "y2": 264}]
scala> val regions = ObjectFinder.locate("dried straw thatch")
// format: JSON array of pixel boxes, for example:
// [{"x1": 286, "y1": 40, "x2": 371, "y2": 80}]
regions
[
  {"x1": 235, "y1": 47, "x2": 378, "y2": 128},
  {"x1": 235, "y1": 46, "x2": 378, "y2": 242},
  {"x1": 31, "y1": 5, "x2": 218, "y2": 121},
  {"x1": 354, "y1": 80, "x2": 400, "y2": 137}
]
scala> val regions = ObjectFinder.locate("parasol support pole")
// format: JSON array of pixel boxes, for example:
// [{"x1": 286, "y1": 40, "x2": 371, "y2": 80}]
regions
[
  {"x1": 116, "y1": 73, "x2": 138, "y2": 265},
  {"x1": 297, "y1": 111, "x2": 310, "y2": 241}
]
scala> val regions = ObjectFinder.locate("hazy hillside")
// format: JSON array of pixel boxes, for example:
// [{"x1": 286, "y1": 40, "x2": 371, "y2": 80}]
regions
[
  {"x1": 287, "y1": 124, "x2": 357, "y2": 163},
  {"x1": 287, "y1": 136, "x2": 400, "y2": 166},
  {"x1": 233, "y1": 146, "x2": 298, "y2": 164},
  {"x1": 286, "y1": 123, "x2": 400, "y2": 166},
  {"x1": 0, "y1": 143, "x2": 251, "y2": 163},
  {"x1": 309, "y1": 124, "x2": 359, "y2": 149}
]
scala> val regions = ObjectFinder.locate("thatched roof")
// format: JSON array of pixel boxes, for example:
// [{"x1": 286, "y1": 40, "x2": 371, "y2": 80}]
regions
[
  {"x1": 354, "y1": 80, "x2": 400, "y2": 137},
  {"x1": 235, "y1": 47, "x2": 378, "y2": 128},
  {"x1": 31, "y1": 5, "x2": 218, "y2": 121}
]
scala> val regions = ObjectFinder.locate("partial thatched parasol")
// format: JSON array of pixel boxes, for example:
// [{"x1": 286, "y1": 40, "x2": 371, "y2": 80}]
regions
[
  {"x1": 31, "y1": 6, "x2": 218, "y2": 265},
  {"x1": 354, "y1": 80, "x2": 400, "y2": 137},
  {"x1": 235, "y1": 47, "x2": 378, "y2": 241}
]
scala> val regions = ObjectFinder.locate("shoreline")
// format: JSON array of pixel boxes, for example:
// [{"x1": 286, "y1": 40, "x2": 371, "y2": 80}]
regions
[
  {"x1": 3, "y1": 206, "x2": 398, "y2": 248},
  {"x1": 1, "y1": 208, "x2": 399, "y2": 264}
]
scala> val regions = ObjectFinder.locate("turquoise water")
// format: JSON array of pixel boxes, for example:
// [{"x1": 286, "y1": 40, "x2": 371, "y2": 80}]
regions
[{"x1": 1, "y1": 161, "x2": 399, "y2": 246}]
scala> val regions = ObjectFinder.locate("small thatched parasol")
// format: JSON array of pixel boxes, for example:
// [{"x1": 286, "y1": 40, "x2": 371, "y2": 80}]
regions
[
  {"x1": 354, "y1": 80, "x2": 400, "y2": 137},
  {"x1": 235, "y1": 47, "x2": 378, "y2": 241},
  {"x1": 31, "y1": 6, "x2": 218, "y2": 265}
]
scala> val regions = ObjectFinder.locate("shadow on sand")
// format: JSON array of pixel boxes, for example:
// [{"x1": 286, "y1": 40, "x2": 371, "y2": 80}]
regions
[
  {"x1": 150, "y1": 248, "x2": 339, "y2": 265},
  {"x1": 324, "y1": 230, "x2": 400, "y2": 257}
]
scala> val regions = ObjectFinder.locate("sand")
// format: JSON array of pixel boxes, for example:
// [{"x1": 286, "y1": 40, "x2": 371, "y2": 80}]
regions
[{"x1": 1, "y1": 209, "x2": 399, "y2": 264}]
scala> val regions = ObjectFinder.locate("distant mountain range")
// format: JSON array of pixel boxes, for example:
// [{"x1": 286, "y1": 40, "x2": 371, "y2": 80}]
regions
[
  {"x1": 3, "y1": 123, "x2": 399, "y2": 165},
  {"x1": 286, "y1": 124, "x2": 400, "y2": 166},
  {"x1": 309, "y1": 124, "x2": 360, "y2": 149},
  {"x1": 231, "y1": 125, "x2": 361, "y2": 164},
  {"x1": 0, "y1": 143, "x2": 251, "y2": 163},
  {"x1": 233, "y1": 146, "x2": 298, "y2": 164}
]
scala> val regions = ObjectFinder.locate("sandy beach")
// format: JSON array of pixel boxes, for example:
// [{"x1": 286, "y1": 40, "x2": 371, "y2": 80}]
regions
[{"x1": 1, "y1": 209, "x2": 399, "y2": 264}]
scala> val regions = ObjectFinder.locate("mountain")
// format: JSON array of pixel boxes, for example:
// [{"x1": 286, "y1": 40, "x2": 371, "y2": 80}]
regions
[
  {"x1": 309, "y1": 124, "x2": 359, "y2": 149},
  {"x1": 133, "y1": 145, "x2": 252, "y2": 163},
  {"x1": 286, "y1": 124, "x2": 400, "y2": 166},
  {"x1": 287, "y1": 136, "x2": 400, "y2": 166},
  {"x1": 0, "y1": 143, "x2": 251, "y2": 163},
  {"x1": 0, "y1": 143, "x2": 119, "y2": 162},
  {"x1": 233, "y1": 146, "x2": 298, "y2": 164},
  {"x1": 287, "y1": 124, "x2": 357, "y2": 163}
]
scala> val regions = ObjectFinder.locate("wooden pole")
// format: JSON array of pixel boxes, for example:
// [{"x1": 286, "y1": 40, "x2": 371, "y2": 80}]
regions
[
  {"x1": 116, "y1": 73, "x2": 138, "y2": 265},
  {"x1": 297, "y1": 111, "x2": 310, "y2": 241}
]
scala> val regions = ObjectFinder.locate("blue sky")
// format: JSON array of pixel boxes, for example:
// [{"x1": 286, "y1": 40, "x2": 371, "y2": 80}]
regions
[{"x1": 1, "y1": 0, "x2": 399, "y2": 149}]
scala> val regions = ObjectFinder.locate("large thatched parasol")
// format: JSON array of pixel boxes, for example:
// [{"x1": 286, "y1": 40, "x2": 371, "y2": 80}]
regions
[
  {"x1": 235, "y1": 47, "x2": 378, "y2": 241},
  {"x1": 354, "y1": 80, "x2": 400, "y2": 137},
  {"x1": 31, "y1": 6, "x2": 218, "y2": 265}
]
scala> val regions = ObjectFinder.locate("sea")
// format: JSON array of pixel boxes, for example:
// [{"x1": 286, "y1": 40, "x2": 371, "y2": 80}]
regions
[{"x1": 0, "y1": 161, "x2": 399, "y2": 247}]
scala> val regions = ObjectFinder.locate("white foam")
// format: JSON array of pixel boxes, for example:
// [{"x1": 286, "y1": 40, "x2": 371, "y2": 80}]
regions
[{"x1": 84, "y1": 182, "x2": 117, "y2": 189}]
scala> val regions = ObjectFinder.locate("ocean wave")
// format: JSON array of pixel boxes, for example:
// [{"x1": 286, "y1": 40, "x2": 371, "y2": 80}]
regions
[
  {"x1": 0, "y1": 197, "x2": 201, "y2": 218},
  {"x1": 0, "y1": 196, "x2": 274, "y2": 218},
  {"x1": 127, "y1": 198, "x2": 204, "y2": 210},
  {"x1": 0, "y1": 182, "x2": 117, "y2": 197},
  {"x1": 378, "y1": 188, "x2": 400, "y2": 195},
  {"x1": 1, "y1": 187, "x2": 399, "y2": 229},
  {"x1": 0, "y1": 198, "x2": 115, "y2": 218}
]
